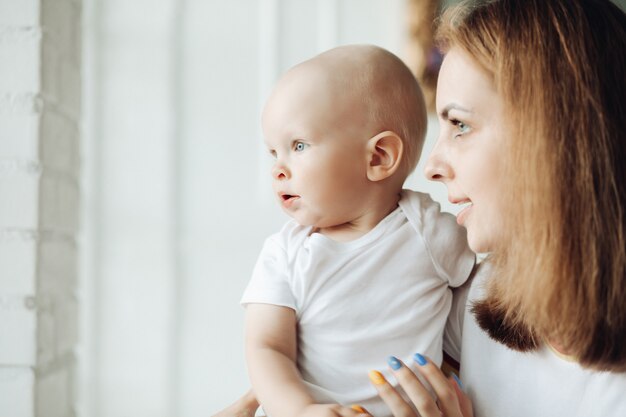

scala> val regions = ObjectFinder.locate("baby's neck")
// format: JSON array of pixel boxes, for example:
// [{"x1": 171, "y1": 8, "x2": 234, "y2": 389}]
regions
[{"x1": 316, "y1": 191, "x2": 401, "y2": 242}]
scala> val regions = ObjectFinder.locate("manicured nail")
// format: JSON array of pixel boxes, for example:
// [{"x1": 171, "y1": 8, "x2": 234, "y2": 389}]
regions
[
  {"x1": 351, "y1": 405, "x2": 366, "y2": 413},
  {"x1": 413, "y1": 353, "x2": 427, "y2": 366},
  {"x1": 451, "y1": 372, "x2": 464, "y2": 390},
  {"x1": 387, "y1": 356, "x2": 402, "y2": 370},
  {"x1": 368, "y1": 370, "x2": 386, "y2": 385}
]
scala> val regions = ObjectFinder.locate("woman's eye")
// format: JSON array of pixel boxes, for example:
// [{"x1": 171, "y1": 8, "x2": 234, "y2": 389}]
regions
[
  {"x1": 451, "y1": 119, "x2": 470, "y2": 137},
  {"x1": 294, "y1": 141, "x2": 309, "y2": 152}
]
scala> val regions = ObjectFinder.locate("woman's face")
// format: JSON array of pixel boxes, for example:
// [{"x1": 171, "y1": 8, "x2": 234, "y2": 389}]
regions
[{"x1": 424, "y1": 48, "x2": 507, "y2": 253}]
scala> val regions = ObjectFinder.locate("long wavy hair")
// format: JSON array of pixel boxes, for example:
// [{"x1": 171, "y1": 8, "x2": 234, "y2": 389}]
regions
[{"x1": 436, "y1": 0, "x2": 626, "y2": 371}]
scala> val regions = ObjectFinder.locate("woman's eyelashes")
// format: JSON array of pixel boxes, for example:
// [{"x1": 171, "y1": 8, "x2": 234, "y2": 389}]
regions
[{"x1": 450, "y1": 118, "x2": 470, "y2": 138}]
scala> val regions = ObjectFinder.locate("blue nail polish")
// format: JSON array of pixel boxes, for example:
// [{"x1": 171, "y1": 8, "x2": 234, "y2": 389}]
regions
[
  {"x1": 413, "y1": 353, "x2": 427, "y2": 366},
  {"x1": 452, "y1": 372, "x2": 464, "y2": 390},
  {"x1": 387, "y1": 356, "x2": 402, "y2": 370}
]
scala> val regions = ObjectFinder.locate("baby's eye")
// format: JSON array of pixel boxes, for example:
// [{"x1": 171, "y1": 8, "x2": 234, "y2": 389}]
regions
[{"x1": 294, "y1": 141, "x2": 310, "y2": 152}]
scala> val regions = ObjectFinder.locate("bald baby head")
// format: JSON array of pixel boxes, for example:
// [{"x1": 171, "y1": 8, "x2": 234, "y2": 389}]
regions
[{"x1": 277, "y1": 45, "x2": 428, "y2": 177}]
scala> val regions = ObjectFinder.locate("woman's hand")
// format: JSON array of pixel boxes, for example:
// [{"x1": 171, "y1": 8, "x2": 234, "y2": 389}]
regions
[
  {"x1": 211, "y1": 389, "x2": 259, "y2": 417},
  {"x1": 369, "y1": 354, "x2": 473, "y2": 417}
]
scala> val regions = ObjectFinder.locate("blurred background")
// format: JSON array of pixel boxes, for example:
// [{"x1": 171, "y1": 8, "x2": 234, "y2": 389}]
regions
[{"x1": 1, "y1": 1, "x2": 624, "y2": 416}]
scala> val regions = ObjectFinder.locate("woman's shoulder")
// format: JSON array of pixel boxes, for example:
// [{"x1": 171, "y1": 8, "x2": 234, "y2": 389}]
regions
[
  {"x1": 461, "y1": 270, "x2": 626, "y2": 417},
  {"x1": 466, "y1": 342, "x2": 626, "y2": 417}
]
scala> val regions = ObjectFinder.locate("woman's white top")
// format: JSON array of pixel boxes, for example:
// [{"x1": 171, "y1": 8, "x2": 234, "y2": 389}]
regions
[{"x1": 445, "y1": 266, "x2": 626, "y2": 417}]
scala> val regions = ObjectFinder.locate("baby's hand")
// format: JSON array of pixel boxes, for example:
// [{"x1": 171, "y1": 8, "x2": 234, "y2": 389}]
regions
[{"x1": 301, "y1": 403, "x2": 371, "y2": 417}]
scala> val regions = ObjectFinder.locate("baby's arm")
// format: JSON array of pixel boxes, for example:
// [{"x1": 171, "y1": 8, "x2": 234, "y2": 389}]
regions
[
  {"x1": 245, "y1": 303, "x2": 315, "y2": 416},
  {"x1": 245, "y1": 304, "x2": 363, "y2": 417}
]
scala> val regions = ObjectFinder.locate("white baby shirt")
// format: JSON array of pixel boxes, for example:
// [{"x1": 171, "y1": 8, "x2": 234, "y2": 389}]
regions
[{"x1": 241, "y1": 190, "x2": 475, "y2": 416}]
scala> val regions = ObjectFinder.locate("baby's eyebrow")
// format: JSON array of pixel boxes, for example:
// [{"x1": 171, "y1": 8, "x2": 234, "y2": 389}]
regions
[{"x1": 440, "y1": 103, "x2": 472, "y2": 119}]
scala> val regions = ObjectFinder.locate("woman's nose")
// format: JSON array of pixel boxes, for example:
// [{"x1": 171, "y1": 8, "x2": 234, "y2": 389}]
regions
[
  {"x1": 271, "y1": 162, "x2": 289, "y2": 180},
  {"x1": 424, "y1": 145, "x2": 452, "y2": 182}
]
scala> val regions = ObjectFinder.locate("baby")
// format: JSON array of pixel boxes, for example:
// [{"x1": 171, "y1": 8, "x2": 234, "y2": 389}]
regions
[{"x1": 241, "y1": 45, "x2": 475, "y2": 417}]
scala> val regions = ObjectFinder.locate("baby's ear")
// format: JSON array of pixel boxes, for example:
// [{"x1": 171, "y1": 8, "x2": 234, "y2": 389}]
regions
[{"x1": 366, "y1": 131, "x2": 403, "y2": 182}]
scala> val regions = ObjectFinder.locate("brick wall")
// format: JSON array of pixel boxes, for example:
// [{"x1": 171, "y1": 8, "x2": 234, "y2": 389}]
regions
[{"x1": 0, "y1": 1, "x2": 81, "y2": 416}]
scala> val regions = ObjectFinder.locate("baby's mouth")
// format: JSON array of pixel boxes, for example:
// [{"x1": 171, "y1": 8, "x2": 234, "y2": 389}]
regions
[{"x1": 279, "y1": 193, "x2": 300, "y2": 208}]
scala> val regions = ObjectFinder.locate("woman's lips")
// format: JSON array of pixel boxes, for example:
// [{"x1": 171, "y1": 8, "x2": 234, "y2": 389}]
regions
[{"x1": 456, "y1": 202, "x2": 472, "y2": 226}]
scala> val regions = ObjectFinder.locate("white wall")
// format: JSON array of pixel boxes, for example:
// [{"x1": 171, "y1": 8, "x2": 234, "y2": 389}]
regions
[
  {"x1": 81, "y1": 1, "x2": 455, "y2": 416},
  {"x1": 0, "y1": 0, "x2": 82, "y2": 416}
]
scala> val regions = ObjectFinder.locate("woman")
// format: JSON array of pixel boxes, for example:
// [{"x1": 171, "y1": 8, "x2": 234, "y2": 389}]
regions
[
  {"x1": 370, "y1": 0, "x2": 626, "y2": 416},
  {"x1": 215, "y1": 0, "x2": 626, "y2": 415}
]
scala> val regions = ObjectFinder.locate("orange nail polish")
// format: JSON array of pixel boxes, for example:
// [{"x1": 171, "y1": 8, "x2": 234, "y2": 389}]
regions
[
  {"x1": 368, "y1": 370, "x2": 386, "y2": 385},
  {"x1": 351, "y1": 405, "x2": 366, "y2": 413}
]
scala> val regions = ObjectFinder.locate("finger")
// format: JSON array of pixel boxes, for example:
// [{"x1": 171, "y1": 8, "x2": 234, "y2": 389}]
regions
[
  {"x1": 339, "y1": 405, "x2": 371, "y2": 417},
  {"x1": 368, "y1": 370, "x2": 417, "y2": 417},
  {"x1": 350, "y1": 404, "x2": 373, "y2": 416},
  {"x1": 387, "y1": 356, "x2": 441, "y2": 417},
  {"x1": 325, "y1": 405, "x2": 370, "y2": 417},
  {"x1": 449, "y1": 374, "x2": 473, "y2": 417},
  {"x1": 413, "y1": 353, "x2": 462, "y2": 417}
]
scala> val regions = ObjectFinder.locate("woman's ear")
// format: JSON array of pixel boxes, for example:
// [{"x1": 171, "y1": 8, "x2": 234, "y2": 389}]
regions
[{"x1": 366, "y1": 131, "x2": 404, "y2": 182}]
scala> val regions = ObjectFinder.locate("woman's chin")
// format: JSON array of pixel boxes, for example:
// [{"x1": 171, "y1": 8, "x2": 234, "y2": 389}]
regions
[{"x1": 467, "y1": 234, "x2": 492, "y2": 254}]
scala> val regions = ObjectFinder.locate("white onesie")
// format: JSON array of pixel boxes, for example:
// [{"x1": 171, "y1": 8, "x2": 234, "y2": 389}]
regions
[{"x1": 242, "y1": 190, "x2": 475, "y2": 416}]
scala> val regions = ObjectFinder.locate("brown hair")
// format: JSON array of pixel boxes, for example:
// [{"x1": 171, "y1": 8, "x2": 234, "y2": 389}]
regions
[{"x1": 437, "y1": 0, "x2": 626, "y2": 371}]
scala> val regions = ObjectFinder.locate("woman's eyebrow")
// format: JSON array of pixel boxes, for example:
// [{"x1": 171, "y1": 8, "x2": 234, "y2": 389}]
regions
[{"x1": 440, "y1": 103, "x2": 472, "y2": 119}]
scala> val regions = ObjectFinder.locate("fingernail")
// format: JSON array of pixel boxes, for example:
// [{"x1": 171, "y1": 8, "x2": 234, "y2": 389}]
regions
[
  {"x1": 451, "y1": 372, "x2": 464, "y2": 390},
  {"x1": 413, "y1": 353, "x2": 427, "y2": 366},
  {"x1": 351, "y1": 405, "x2": 366, "y2": 413},
  {"x1": 387, "y1": 355, "x2": 402, "y2": 370},
  {"x1": 368, "y1": 370, "x2": 386, "y2": 385}
]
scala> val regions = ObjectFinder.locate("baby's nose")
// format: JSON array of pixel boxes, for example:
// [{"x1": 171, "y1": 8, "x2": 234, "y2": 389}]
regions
[{"x1": 271, "y1": 163, "x2": 289, "y2": 180}]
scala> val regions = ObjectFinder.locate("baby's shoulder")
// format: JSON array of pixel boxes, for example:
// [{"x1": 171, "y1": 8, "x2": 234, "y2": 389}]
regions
[
  {"x1": 265, "y1": 219, "x2": 312, "y2": 253},
  {"x1": 399, "y1": 189, "x2": 456, "y2": 227}
]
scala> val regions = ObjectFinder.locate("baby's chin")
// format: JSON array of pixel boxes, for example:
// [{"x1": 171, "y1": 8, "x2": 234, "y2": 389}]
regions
[
  {"x1": 289, "y1": 213, "x2": 336, "y2": 230},
  {"x1": 285, "y1": 211, "x2": 315, "y2": 227}
]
